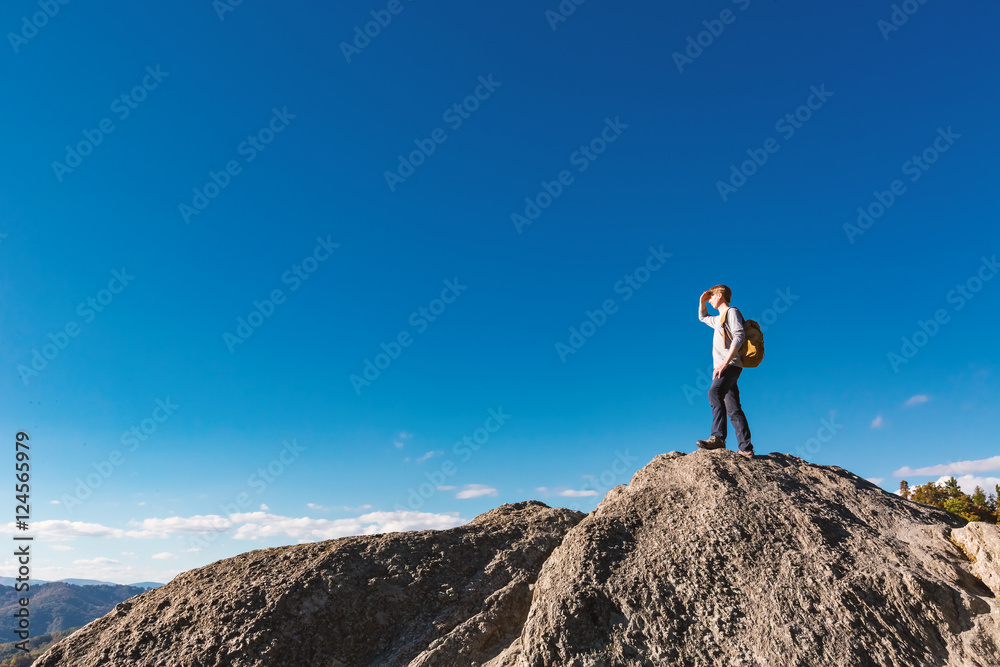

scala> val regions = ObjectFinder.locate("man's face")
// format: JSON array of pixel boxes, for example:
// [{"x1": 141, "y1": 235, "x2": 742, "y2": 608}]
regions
[{"x1": 709, "y1": 292, "x2": 723, "y2": 308}]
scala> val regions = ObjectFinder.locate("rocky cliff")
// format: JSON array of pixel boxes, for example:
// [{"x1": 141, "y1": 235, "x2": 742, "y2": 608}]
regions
[{"x1": 35, "y1": 451, "x2": 1000, "y2": 666}]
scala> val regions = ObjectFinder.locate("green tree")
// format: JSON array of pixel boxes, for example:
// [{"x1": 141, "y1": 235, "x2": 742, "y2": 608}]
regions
[
  {"x1": 899, "y1": 480, "x2": 910, "y2": 500},
  {"x1": 911, "y1": 481, "x2": 948, "y2": 507},
  {"x1": 942, "y1": 476, "x2": 962, "y2": 499},
  {"x1": 908, "y1": 479, "x2": 996, "y2": 523},
  {"x1": 944, "y1": 497, "x2": 978, "y2": 522}
]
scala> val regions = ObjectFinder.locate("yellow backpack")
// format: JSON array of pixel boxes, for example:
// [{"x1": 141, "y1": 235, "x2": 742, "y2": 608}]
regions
[{"x1": 722, "y1": 309, "x2": 765, "y2": 368}]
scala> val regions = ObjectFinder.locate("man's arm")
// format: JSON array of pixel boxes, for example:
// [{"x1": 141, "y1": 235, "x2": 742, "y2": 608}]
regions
[
  {"x1": 726, "y1": 308, "x2": 747, "y2": 354},
  {"x1": 698, "y1": 291, "x2": 715, "y2": 327}
]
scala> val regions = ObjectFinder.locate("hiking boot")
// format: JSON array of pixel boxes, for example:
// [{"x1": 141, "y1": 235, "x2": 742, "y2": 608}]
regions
[
  {"x1": 696, "y1": 436, "x2": 726, "y2": 450},
  {"x1": 737, "y1": 449, "x2": 754, "y2": 459}
]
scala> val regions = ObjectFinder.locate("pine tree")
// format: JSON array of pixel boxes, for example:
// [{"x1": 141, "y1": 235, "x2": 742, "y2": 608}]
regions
[{"x1": 943, "y1": 476, "x2": 962, "y2": 499}]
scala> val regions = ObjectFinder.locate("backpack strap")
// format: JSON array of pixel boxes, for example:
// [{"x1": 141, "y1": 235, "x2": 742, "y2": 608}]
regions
[{"x1": 721, "y1": 308, "x2": 740, "y2": 346}]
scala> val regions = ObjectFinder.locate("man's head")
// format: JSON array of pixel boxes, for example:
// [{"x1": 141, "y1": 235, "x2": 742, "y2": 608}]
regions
[{"x1": 707, "y1": 284, "x2": 732, "y2": 308}]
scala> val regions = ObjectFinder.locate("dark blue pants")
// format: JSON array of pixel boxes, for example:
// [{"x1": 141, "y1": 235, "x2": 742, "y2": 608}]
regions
[{"x1": 708, "y1": 365, "x2": 753, "y2": 452}]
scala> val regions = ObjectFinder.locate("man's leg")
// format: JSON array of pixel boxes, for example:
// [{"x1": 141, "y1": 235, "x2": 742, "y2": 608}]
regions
[
  {"x1": 723, "y1": 371, "x2": 753, "y2": 453},
  {"x1": 707, "y1": 366, "x2": 740, "y2": 442}
]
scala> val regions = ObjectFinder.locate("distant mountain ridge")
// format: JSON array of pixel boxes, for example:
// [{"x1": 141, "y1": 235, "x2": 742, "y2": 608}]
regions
[
  {"x1": 0, "y1": 582, "x2": 152, "y2": 643},
  {"x1": 0, "y1": 578, "x2": 162, "y2": 588}
]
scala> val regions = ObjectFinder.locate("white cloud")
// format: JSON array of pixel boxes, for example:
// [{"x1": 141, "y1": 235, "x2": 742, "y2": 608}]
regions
[
  {"x1": 51, "y1": 545, "x2": 74, "y2": 551},
  {"x1": 130, "y1": 515, "x2": 232, "y2": 536},
  {"x1": 260, "y1": 504, "x2": 269, "y2": 511},
  {"x1": 436, "y1": 486, "x2": 456, "y2": 491},
  {"x1": 121, "y1": 552, "x2": 136, "y2": 557},
  {"x1": 870, "y1": 415, "x2": 883, "y2": 428},
  {"x1": 416, "y1": 450, "x2": 442, "y2": 463},
  {"x1": 307, "y1": 503, "x2": 373, "y2": 512},
  {"x1": 904, "y1": 394, "x2": 930, "y2": 407},
  {"x1": 50, "y1": 500, "x2": 60, "y2": 505},
  {"x1": 455, "y1": 484, "x2": 498, "y2": 500},
  {"x1": 866, "y1": 477, "x2": 885, "y2": 485},
  {"x1": 536, "y1": 486, "x2": 597, "y2": 498},
  {"x1": 395, "y1": 431, "x2": 413, "y2": 448},
  {"x1": 74, "y1": 557, "x2": 119, "y2": 565},
  {"x1": 0, "y1": 520, "x2": 159, "y2": 540},
  {"x1": 151, "y1": 552, "x2": 176, "y2": 560},
  {"x1": 228, "y1": 510, "x2": 466, "y2": 541},
  {"x1": 894, "y1": 455, "x2": 1000, "y2": 477},
  {"x1": 933, "y1": 475, "x2": 1000, "y2": 496},
  {"x1": 0, "y1": 515, "x2": 238, "y2": 541}
]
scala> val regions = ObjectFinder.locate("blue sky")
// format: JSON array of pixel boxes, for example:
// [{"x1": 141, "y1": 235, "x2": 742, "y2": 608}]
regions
[{"x1": 2, "y1": 0, "x2": 999, "y2": 584}]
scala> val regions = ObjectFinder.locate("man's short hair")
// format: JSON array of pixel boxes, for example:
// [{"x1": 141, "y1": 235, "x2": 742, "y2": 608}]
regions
[{"x1": 709, "y1": 284, "x2": 732, "y2": 303}]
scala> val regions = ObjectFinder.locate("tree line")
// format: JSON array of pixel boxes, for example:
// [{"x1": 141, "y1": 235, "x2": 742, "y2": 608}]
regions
[{"x1": 899, "y1": 478, "x2": 999, "y2": 523}]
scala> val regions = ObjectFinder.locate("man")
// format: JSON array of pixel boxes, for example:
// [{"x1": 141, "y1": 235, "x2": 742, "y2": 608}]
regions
[{"x1": 696, "y1": 284, "x2": 754, "y2": 458}]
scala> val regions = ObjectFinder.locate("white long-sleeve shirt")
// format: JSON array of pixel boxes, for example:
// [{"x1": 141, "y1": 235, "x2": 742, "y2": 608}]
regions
[{"x1": 698, "y1": 305, "x2": 746, "y2": 368}]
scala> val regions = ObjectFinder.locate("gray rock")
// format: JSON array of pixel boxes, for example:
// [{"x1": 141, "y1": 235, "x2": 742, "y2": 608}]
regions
[
  {"x1": 33, "y1": 501, "x2": 583, "y2": 667},
  {"x1": 34, "y1": 452, "x2": 1000, "y2": 666},
  {"x1": 490, "y1": 451, "x2": 1000, "y2": 666},
  {"x1": 954, "y1": 521, "x2": 1000, "y2": 600}
]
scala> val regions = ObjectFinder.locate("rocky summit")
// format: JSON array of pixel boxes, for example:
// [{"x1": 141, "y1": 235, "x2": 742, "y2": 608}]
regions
[{"x1": 36, "y1": 451, "x2": 1000, "y2": 666}]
